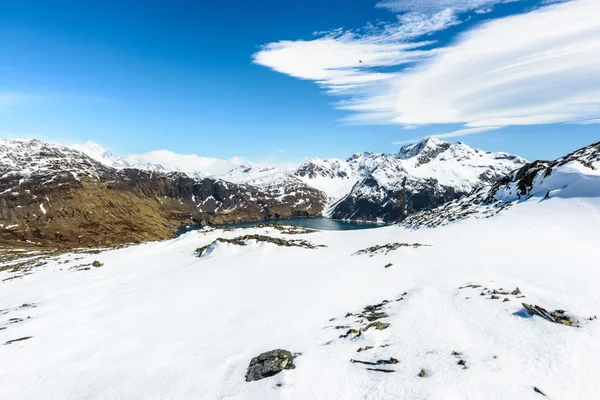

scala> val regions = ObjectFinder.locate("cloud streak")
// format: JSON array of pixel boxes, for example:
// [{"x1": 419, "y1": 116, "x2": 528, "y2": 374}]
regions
[{"x1": 254, "y1": 0, "x2": 600, "y2": 136}]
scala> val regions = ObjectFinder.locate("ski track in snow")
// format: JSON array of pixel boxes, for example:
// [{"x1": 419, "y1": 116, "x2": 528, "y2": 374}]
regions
[{"x1": 1, "y1": 198, "x2": 599, "y2": 399}]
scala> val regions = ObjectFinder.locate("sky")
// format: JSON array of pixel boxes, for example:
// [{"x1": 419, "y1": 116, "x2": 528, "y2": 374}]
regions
[{"x1": 0, "y1": 0, "x2": 599, "y2": 165}]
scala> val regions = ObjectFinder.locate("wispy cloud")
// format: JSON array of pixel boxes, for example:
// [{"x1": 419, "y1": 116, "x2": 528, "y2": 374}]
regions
[
  {"x1": 376, "y1": 0, "x2": 518, "y2": 14},
  {"x1": 392, "y1": 126, "x2": 501, "y2": 144},
  {"x1": 254, "y1": 0, "x2": 600, "y2": 130}
]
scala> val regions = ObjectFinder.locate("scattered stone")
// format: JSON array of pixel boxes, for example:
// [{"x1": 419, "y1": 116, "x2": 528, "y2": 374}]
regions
[
  {"x1": 357, "y1": 346, "x2": 374, "y2": 353},
  {"x1": 511, "y1": 287, "x2": 521, "y2": 296},
  {"x1": 459, "y1": 284, "x2": 481, "y2": 289},
  {"x1": 457, "y1": 360, "x2": 467, "y2": 369},
  {"x1": 20, "y1": 303, "x2": 35, "y2": 308},
  {"x1": 384, "y1": 263, "x2": 393, "y2": 268},
  {"x1": 5, "y1": 336, "x2": 33, "y2": 345},
  {"x1": 418, "y1": 369, "x2": 427, "y2": 377},
  {"x1": 365, "y1": 321, "x2": 390, "y2": 331},
  {"x1": 353, "y1": 243, "x2": 428, "y2": 256},
  {"x1": 503, "y1": 298, "x2": 510, "y2": 302},
  {"x1": 345, "y1": 312, "x2": 353, "y2": 318},
  {"x1": 329, "y1": 318, "x2": 336, "y2": 321},
  {"x1": 363, "y1": 312, "x2": 388, "y2": 322},
  {"x1": 480, "y1": 292, "x2": 486, "y2": 296},
  {"x1": 522, "y1": 303, "x2": 574, "y2": 326},
  {"x1": 245, "y1": 349, "x2": 296, "y2": 382},
  {"x1": 335, "y1": 325, "x2": 350, "y2": 330},
  {"x1": 340, "y1": 328, "x2": 360, "y2": 338},
  {"x1": 533, "y1": 386, "x2": 547, "y2": 397},
  {"x1": 396, "y1": 297, "x2": 404, "y2": 302},
  {"x1": 517, "y1": 295, "x2": 526, "y2": 298},
  {"x1": 92, "y1": 260, "x2": 103, "y2": 268},
  {"x1": 351, "y1": 357, "x2": 399, "y2": 366},
  {"x1": 451, "y1": 351, "x2": 462, "y2": 356},
  {"x1": 366, "y1": 368, "x2": 395, "y2": 373},
  {"x1": 197, "y1": 235, "x2": 326, "y2": 257},
  {"x1": 491, "y1": 295, "x2": 500, "y2": 300},
  {"x1": 492, "y1": 289, "x2": 509, "y2": 295}
]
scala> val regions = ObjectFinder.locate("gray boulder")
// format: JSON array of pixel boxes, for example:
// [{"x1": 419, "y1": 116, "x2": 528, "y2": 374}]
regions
[{"x1": 245, "y1": 349, "x2": 295, "y2": 382}]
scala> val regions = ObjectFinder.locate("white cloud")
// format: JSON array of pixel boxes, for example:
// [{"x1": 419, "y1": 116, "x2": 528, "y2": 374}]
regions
[
  {"x1": 130, "y1": 150, "x2": 248, "y2": 177},
  {"x1": 376, "y1": 0, "x2": 517, "y2": 14},
  {"x1": 253, "y1": 10, "x2": 459, "y2": 97},
  {"x1": 575, "y1": 118, "x2": 600, "y2": 125},
  {"x1": 255, "y1": 0, "x2": 600, "y2": 129},
  {"x1": 387, "y1": 0, "x2": 600, "y2": 127},
  {"x1": 392, "y1": 126, "x2": 501, "y2": 144}
]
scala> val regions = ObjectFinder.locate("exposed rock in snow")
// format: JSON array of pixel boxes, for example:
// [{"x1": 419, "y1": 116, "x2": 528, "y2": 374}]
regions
[{"x1": 245, "y1": 349, "x2": 296, "y2": 382}]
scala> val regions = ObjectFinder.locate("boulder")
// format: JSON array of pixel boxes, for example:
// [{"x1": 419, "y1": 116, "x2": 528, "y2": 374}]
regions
[{"x1": 245, "y1": 349, "x2": 295, "y2": 382}]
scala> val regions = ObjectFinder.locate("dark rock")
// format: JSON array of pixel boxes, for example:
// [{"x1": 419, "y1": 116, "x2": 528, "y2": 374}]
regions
[
  {"x1": 5, "y1": 336, "x2": 33, "y2": 345},
  {"x1": 365, "y1": 321, "x2": 390, "y2": 331},
  {"x1": 92, "y1": 260, "x2": 103, "y2": 267},
  {"x1": 366, "y1": 368, "x2": 395, "y2": 373},
  {"x1": 418, "y1": 369, "x2": 427, "y2": 377},
  {"x1": 245, "y1": 349, "x2": 296, "y2": 382},
  {"x1": 533, "y1": 386, "x2": 547, "y2": 397},
  {"x1": 522, "y1": 303, "x2": 573, "y2": 326},
  {"x1": 357, "y1": 346, "x2": 374, "y2": 353},
  {"x1": 511, "y1": 287, "x2": 521, "y2": 296},
  {"x1": 503, "y1": 298, "x2": 510, "y2": 302}
]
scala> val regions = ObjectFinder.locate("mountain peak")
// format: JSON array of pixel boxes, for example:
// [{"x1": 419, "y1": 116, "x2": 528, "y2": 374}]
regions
[{"x1": 397, "y1": 136, "x2": 451, "y2": 160}]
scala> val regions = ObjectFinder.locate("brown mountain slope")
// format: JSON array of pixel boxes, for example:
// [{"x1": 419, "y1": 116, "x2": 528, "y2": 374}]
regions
[{"x1": 0, "y1": 139, "x2": 326, "y2": 249}]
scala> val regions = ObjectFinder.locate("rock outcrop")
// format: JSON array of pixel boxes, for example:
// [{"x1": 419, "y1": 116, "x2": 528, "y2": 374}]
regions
[{"x1": 245, "y1": 349, "x2": 296, "y2": 382}]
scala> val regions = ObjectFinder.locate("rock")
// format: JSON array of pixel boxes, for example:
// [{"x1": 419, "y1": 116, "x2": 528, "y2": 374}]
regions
[
  {"x1": 384, "y1": 263, "x2": 393, "y2": 268},
  {"x1": 245, "y1": 349, "x2": 296, "y2": 382},
  {"x1": 363, "y1": 312, "x2": 388, "y2": 322},
  {"x1": 357, "y1": 346, "x2": 374, "y2": 353},
  {"x1": 418, "y1": 369, "x2": 427, "y2": 377},
  {"x1": 491, "y1": 295, "x2": 500, "y2": 300},
  {"x1": 5, "y1": 336, "x2": 33, "y2": 345},
  {"x1": 533, "y1": 386, "x2": 547, "y2": 397},
  {"x1": 365, "y1": 321, "x2": 390, "y2": 331},
  {"x1": 522, "y1": 303, "x2": 574, "y2": 326},
  {"x1": 366, "y1": 368, "x2": 395, "y2": 373},
  {"x1": 92, "y1": 260, "x2": 103, "y2": 268},
  {"x1": 457, "y1": 359, "x2": 467, "y2": 369},
  {"x1": 511, "y1": 287, "x2": 521, "y2": 296},
  {"x1": 340, "y1": 328, "x2": 360, "y2": 338},
  {"x1": 503, "y1": 298, "x2": 510, "y2": 302},
  {"x1": 350, "y1": 358, "x2": 399, "y2": 366}
]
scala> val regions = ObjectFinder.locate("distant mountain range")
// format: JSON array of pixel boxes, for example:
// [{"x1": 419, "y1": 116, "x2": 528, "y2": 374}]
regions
[
  {"x1": 71, "y1": 138, "x2": 527, "y2": 222},
  {"x1": 0, "y1": 137, "x2": 528, "y2": 247}
]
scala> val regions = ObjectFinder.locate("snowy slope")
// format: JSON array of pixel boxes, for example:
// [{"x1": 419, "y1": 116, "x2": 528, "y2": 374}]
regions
[
  {"x1": 1, "y1": 195, "x2": 599, "y2": 399},
  {"x1": 402, "y1": 141, "x2": 600, "y2": 229}
]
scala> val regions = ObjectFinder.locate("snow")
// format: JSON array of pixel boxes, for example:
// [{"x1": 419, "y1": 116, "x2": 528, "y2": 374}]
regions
[
  {"x1": 1, "y1": 196, "x2": 599, "y2": 399},
  {"x1": 39, "y1": 203, "x2": 46, "y2": 215}
]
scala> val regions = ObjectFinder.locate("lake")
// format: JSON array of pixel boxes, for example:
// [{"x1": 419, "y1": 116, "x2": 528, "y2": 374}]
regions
[
  {"x1": 178, "y1": 218, "x2": 387, "y2": 234},
  {"x1": 227, "y1": 218, "x2": 387, "y2": 231}
]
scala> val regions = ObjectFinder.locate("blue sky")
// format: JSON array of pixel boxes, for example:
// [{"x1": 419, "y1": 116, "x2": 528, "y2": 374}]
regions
[{"x1": 0, "y1": 0, "x2": 598, "y2": 163}]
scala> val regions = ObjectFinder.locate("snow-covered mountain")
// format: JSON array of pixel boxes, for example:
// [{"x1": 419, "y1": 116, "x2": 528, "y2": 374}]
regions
[
  {"x1": 67, "y1": 138, "x2": 527, "y2": 222},
  {"x1": 2, "y1": 155, "x2": 599, "y2": 398},
  {"x1": 71, "y1": 141, "x2": 166, "y2": 172},
  {"x1": 402, "y1": 140, "x2": 600, "y2": 229},
  {"x1": 329, "y1": 137, "x2": 527, "y2": 222},
  {"x1": 0, "y1": 139, "x2": 327, "y2": 247}
]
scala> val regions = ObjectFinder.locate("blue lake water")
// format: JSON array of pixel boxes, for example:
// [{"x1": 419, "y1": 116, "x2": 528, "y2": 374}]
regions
[
  {"x1": 178, "y1": 218, "x2": 387, "y2": 234},
  {"x1": 228, "y1": 218, "x2": 387, "y2": 231}
]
